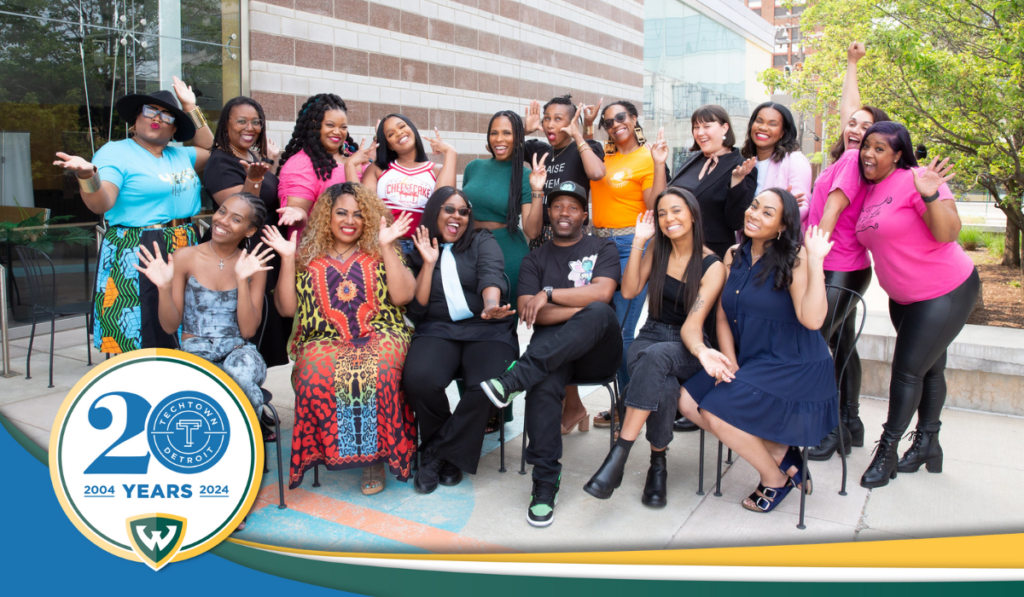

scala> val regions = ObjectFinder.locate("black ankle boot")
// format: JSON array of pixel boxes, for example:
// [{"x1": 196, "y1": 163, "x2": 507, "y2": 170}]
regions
[
  {"x1": 641, "y1": 451, "x2": 667, "y2": 508},
  {"x1": 860, "y1": 437, "x2": 899, "y2": 489},
  {"x1": 897, "y1": 430, "x2": 943, "y2": 473},
  {"x1": 583, "y1": 444, "x2": 629, "y2": 499},
  {"x1": 847, "y1": 416, "x2": 865, "y2": 448},
  {"x1": 807, "y1": 422, "x2": 852, "y2": 461}
]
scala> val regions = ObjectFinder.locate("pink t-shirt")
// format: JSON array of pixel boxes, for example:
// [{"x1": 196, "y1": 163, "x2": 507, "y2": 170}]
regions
[
  {"x1": 277, "y1": 149, "x2": 348, "y2": 237},
  {"x1": 808, "y1": 149, "x2": 869, "y2": 272},
  {"x1": 854, "y1": 168, "x2": 973, "y2": 304}
]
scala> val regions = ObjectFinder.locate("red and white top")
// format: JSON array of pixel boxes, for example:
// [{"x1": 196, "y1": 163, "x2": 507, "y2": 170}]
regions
[{"x1": 377, "y1": 161, "x2": 437, "y2": 236}]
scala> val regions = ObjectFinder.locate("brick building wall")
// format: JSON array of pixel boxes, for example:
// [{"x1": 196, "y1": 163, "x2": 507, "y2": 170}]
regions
[{"x1": 247, "y1": 0, "x2": 646, "y2": 176}]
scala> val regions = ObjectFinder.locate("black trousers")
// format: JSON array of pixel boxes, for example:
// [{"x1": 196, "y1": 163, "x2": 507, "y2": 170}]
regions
[
  {"x1": 822, "y1": 267, "x2": 873, "y2": 419},
  {"x1": 402, "y1": 336, "x2": 518, "y2": 474},
  {"x1": 510, "y1": 302, "x2": 623, "y2": 485},
  {"x1": 138, "y1": 228, "x2": 182, "y2": 350},
  {"x1": 882, "y1": 268, "x2": 980, "y2": 441}
]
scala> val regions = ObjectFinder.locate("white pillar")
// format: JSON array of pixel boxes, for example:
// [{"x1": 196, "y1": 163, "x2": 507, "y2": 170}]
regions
[{"x1": 158, "y1": 0, "x2": 181, "y2": 92}]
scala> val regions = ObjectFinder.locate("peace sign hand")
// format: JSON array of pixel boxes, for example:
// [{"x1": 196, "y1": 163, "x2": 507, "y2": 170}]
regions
[
  {"x1": 646, "y1": 127, "x2": 668, "y2": 166},
  {"x1": 132, "y1": 241, "x2": 175, "y2": 289},
  {"x1": 914, "y1": 157, "x2": 955, "y2": 199},
  {"x1": 426, "y1": 128, "x2": 455, "y2": 155},
  {"x1": 234, "y1": 242, "x2": 275, "y2": 282},
  {"x1": 529, "y1": 152, "x2": 549, "y2": 192},
  {"x1": 349, "y1": 136, "x2": 378, "y2": 167},
  {"x1": 582, "y1": 97, "x2": 604, "y2": 128}
]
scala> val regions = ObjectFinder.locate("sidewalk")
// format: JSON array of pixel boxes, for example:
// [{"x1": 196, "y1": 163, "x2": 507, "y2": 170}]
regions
[{"x1": 3, "y1": 326, "x2": 1023, "y2": 554}]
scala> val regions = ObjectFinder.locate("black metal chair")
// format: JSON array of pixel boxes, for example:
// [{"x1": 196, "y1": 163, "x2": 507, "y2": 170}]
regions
[
  {"x1": 14, "y1": 246, "x2": 93, "y2": 388},
  {"x1": 255, "y1": 300, "x2": 286, "y2": 509},
  {"x1": 794, "y1": 284, "x2": 867, "y2": 529}
]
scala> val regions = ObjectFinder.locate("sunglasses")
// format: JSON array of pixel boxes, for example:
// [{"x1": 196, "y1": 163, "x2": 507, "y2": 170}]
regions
[
  {"x1": 601, "y1": 111, "x2": 629, "y2": 130},
  {"x1": 234, "y1": 118, "x2": 264, "y2": 129},
  {"x1": 442, "y1": 205, "x2": 470, "y2": 217},
  {"x1": 141, "y1": 105, "x2": 175, "y2": 124}
]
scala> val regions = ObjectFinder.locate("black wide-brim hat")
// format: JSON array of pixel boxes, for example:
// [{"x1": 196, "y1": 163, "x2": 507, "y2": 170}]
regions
[
  {"x1": 549, "y1": 181, "x2": 588, "y2": 208},
  {"x1": 115, "y1": 89, "x2": 196, "y2": 142}
]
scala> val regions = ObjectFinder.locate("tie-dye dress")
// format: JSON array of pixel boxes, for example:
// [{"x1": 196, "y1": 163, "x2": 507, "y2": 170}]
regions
[{"x1": 288, "y1": 251, "x2": 415, "y2": 488}]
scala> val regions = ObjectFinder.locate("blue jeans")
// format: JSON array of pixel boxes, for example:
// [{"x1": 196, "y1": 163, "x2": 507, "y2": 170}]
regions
[{"x1": 610, "y1": 234, "x2": 647, "y2": 396}]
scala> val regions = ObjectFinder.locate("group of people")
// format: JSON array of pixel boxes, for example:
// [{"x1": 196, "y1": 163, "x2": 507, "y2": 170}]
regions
[{"x1": 53, "y1": 41, "x2": 978, "y2": 528}]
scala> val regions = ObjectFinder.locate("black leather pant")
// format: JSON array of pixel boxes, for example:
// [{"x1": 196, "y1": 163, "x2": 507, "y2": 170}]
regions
[
  {"x1": 822, "y1": 267, "x2": 873, "y2": 421},
  {"x1": 881, "y1": 268, "x2": 980, "y2": 442}
]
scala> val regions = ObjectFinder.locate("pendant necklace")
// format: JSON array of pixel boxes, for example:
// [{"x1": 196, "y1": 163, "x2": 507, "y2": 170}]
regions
[
  {"x1": 209, "y1": 244, "x2": 239, "y2": 270},
  {"x1": 332, "y1": 244, "x2": 357, "y2": 261}
]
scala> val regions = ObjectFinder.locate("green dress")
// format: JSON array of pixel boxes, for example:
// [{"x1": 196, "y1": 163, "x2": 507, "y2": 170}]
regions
[{"x1": 461, "y1": 158, "x2": 532, "y2": 300}]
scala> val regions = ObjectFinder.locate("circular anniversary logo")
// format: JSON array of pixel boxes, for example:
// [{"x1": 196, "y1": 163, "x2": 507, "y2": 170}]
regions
[{"x1": 49, "y1": 349, "x2": 263, "y2": 570}]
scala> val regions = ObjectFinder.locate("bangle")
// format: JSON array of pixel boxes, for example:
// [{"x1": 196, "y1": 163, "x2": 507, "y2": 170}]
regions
[
  {"x1": 585, "y1": 125, "x2": 594, "y2": 136},
  {"x1": 187, "y1": 106, "x2": 208, "y2": 130},
  {"x1": 921, "y1": 191, "x2": 940, "y2": 203},
  {"x1": 631, "y1": 243, "x2": 644, "y2": 251},
  {"x1": 577, "y1": 143, "x2": 591, "y2": 154},
  {"x1": 78, "y1": 169, "x2": 102, "y2": 193},
  {"x1": 531, "y1": 190, "x2": 544, "y2": 197}
]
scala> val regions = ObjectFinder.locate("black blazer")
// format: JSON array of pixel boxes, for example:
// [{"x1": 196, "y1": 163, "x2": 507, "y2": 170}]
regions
[{"x1": 667, "y1": 148, "x2": 757, "y2": 249}]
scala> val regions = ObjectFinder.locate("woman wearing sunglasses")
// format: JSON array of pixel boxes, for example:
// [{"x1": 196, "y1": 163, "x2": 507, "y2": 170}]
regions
[
  {"x1": 54, "y1": 77, "x2": 214, "y2": 355},
  {"x1": 202, "y1": 96, "x2": 291, "y2": 369},
  {"x1": 589, "y1": 100, "x2": 656, "y2": 423},
  {"x1": 401, "y1": 187, "x2": 518, "y2": 493}
]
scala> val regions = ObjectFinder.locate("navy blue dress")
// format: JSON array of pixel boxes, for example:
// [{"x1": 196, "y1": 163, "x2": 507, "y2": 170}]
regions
[{"x1": 684, "y1": 244, "x2": 838, "y2": 447}]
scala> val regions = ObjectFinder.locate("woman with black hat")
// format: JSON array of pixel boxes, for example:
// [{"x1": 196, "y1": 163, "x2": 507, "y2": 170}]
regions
[{"x1": 54, "y1": 76, "x2": 214, "y2": 354}]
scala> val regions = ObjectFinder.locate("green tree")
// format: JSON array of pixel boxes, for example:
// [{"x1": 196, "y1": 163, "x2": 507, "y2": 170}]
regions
[{"x1": 763, "y1": 0, "x2": 1024, "y2": 269}]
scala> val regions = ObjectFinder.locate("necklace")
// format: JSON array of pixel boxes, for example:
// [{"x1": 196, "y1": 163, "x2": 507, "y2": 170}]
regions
[
  {"x1": 229, "y1": 144, "x2": 255, "y2": 162},
  {"x1": 209, "y1": 243, "x2": 240, "y2": 270},
  {"x1": 551, "y1": 141, "x2": 573, "y2": 162},
  {"x1": 331, "y1": 243, "x2": 357, "y2": 261},
  {"x1": 751, "y1": 250, "x2": 763, "y2": 263}
]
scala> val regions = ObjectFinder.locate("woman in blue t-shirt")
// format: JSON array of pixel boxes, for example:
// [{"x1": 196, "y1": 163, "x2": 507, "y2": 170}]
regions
[{"x1": 54, "y1": 77, "x2": 215, "y2": 354}]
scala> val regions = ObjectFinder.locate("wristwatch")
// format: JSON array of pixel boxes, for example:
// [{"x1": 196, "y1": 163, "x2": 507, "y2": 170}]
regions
[
  {"x1": 543, "y1": 286, "x2": 554, "y2": 301},
  {"x1": 921, "y1": 191, "x2": 941, "y2": 203}
]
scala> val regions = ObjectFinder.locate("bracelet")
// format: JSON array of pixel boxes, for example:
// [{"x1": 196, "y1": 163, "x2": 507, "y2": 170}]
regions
[
  {"x1": 187, "y1": 106, "x2": 209, "y2": 130},
  {"x1": 578, "y1": 143, "x2": 591, "y2": 154},
  {"x1": 585, "y1": 125, "x2": 594, "y2": 136},
  {"x1": 631, "y1": 243, "x2": 644, "y2": 251},
  {"x1": 77, "y1": 168, "x2": 102, "y2": 193},
  {"x1": 246, "y1": 177, "x2": 263, "y2": 190},
  {"x1": 921, "y1": 191, "x2": 940, "y2": 203},
  {"x1": 531, "y1": 190, "x2": 544, "y2": 197}
]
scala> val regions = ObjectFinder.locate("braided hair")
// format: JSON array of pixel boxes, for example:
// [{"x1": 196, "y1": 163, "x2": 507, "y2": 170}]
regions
[
  {"x1": 224, "y1": 192, "x2": 268, "y2": 250},
  {"x1": 213, "y1": 96, "x2": 268, "y2": 157},
  {"x1": 278, "y1": 93, "x2": 356, "y2": 182},
  {"x1": 484, "y1": 110, "x2": 526, "y2": 235}
]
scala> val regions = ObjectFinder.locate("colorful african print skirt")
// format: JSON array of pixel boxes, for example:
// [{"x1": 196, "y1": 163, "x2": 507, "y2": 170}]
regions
[{"x1": 93, "y1": 224, "x2": 196, "y2": 354}]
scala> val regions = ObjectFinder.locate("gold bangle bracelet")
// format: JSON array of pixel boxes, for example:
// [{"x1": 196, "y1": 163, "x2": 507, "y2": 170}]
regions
[
  {"x1": 187, "y1": 107, "x2": 208, "y2": 130},
  {"x1": 585, "y1": 125, "x2": 594, "y2": 136},
  {"x1": 578, "y1": 143, "x2": 591, "y2": 153},
  {"x1": 78, "y1": 170, "x2": 102, "y2": 193}
]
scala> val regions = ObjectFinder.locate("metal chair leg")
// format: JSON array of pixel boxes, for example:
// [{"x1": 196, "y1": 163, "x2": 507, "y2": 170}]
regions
[
  {"x1": 499, "y1": 409, "x2": 506, "y2": 473},
  {"x1": 48, "y1": 314, "x2": 56, "y2": 388},
  {"x1": 714, "y1": 441, "x2": 723, "y2": 497},
  {"x1": 697, "y1": 429, "x2": 706, "y2": 496},
  {"x1": 726, "y1": 448, "x2": 733, "y2": 465},
  {"x1": 519, "y1": 402, "x2": 528, "y2": 475},
  {"x1": 85, "y1": 313, "x2": 93, "y2": 366},
  {"x1": 266, "y1": 404, "x2": 286, "y2": 509},
  {"x1": 607, "y1": 382, "x2": 616, "y2": 450},
  {"x1": 839, "y1": 420, "x2": 849, "y2": 497},
  {"x1": 312, "y1": 464, "x2": 320, "y2": 487},
  {"x1": 797, "y1": 447, "x2": 808, "y2": 530},
  {"x1": 26, "y1": 315, "x2": 36, "y2": 380}
]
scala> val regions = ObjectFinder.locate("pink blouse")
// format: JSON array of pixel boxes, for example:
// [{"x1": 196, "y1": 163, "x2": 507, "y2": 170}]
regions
[{"x1": 277, "y1": 149, "x2": 348, "y2": 237}]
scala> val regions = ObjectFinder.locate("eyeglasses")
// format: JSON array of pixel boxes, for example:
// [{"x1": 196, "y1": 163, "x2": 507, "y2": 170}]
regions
[
  {"x1": 141, "y1": 105, "x2": 175, "y2": 124},
  {"x1": 442, "y1": 205, "x2": 470, "y2": 217},
  {"x1": 234, "y1": 118, "x2": 264, "y2": 129},
  {"x1": 601, "y1": 111, "x2": 630, "y2": 130}
]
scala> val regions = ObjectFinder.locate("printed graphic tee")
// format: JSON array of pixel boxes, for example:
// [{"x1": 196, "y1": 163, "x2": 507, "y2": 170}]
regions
[
  {"x1": 93, "y1": 139, "x2": 200, "y2": 227},
  {"x1": 377, "y1": 161, "x2": 437, "y2": 236},
  {"x1": 524, "y1": 139, "x2": 605, "y2": 226},
  {"x1": 808, "y1": 148, "x2": 870, "y2": 272},
  {"x1": 590, "y1": 145, "x2": 655, "y2": 229}
]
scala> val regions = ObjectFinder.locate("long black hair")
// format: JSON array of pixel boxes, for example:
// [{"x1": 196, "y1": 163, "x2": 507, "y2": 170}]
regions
[
  {"x1": 373, "y1": 114, "x2": 429, "y2": 171},
  {"x1": 421, "y1": 186, "x2": 477, "y2": 254},
  {"x1": 732, "y1": 187, "x2": 802, "y2": 291},
  {"x1": 829, "y1": 105, "x2": 890, "y2": 162},
  {"x1": 213, "y1": 96, "x2": 269, "y2": 157},
  {"x1": 740, "y1": 102, "x2": 800, "y2": 162},
  {"x1": 647, "y1": 187, "x2": 706, "y2": 322},
  {"x1": 484, "y1": 110, "x2": 526, "y2": 236},
  {"x1": 858, "y1": 121, "x2": 919, "y2": 181},
  {"x1": 278, "y1": 93, "x2": 356, "y2": 181}
]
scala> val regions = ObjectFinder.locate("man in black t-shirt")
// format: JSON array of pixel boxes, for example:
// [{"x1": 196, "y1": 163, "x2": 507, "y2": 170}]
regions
[{"x1": 481, "y1": 182, "x2": 622, "y2": 527}]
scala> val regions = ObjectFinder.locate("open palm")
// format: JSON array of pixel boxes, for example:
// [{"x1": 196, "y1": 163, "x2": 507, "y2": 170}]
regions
[{"x1": 133, "y1": 241, "x2": 174, "y2": 289}]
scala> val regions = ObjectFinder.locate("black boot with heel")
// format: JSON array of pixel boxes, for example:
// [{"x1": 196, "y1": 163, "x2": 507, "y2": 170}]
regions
[
  {"x1": 584, "y1": 443, "x2": 630, "y2": 499},
  {"x1": 897, "y1": 430, "x2": 943, "y2": 473},
  {"x1": 860, "y1": 436, "x2": 899, "y2": 488},
  {"x1": 809, "y1": 397, "x2": 865, "y2": 460},
  {"x1": 641, "y1": 450, "x2": 667, "y2": 508}
]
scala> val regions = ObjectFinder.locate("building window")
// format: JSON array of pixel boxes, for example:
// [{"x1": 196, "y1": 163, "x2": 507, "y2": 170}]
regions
[
  {"x1": 747, "y1": 0, "x2": 762, "y2": 8},
  {"x1": 774, "y1": 54, "x2": 790, "y2": 67}
]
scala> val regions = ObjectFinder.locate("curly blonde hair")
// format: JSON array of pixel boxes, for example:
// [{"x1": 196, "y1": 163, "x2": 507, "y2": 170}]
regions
[{"x1": 297, "y1": 181, "x2": 393, "y2": 271}]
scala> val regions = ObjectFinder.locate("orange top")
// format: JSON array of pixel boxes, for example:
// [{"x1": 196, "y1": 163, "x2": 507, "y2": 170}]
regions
[{"x1": 590, "y1": 146, "x2": 655, "y2": 229}]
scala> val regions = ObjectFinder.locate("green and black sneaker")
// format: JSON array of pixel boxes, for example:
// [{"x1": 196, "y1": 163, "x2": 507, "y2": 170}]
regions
[
  {"x1": 481, "y1": 362, "x2": 522, "y2": 409},
  {"x1": 527, "y1": 477, "x2": 559, "y2": 527}
]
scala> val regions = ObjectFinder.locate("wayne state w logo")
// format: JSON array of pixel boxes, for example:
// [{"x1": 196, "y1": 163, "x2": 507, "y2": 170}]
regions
[
  {"x1": 126, "y1": 514, "x2": 188, "y2": 571},
  {"x1": 50, "y1": 350, "x2": 263, "y2": 570}
]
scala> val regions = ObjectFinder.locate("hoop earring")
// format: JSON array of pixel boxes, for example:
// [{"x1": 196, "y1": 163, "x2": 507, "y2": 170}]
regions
[
  {"x1": 777, "y1": 230, "x2": 782, "y2": 240},
  {"x1": 634, "y1": 126, "x2": 646, "y2": 145},
  {"x1": 604, "y1": 139, "x2": 616, "y2": 155},
  {"x1": 127, "y1": 125, "x2": 136, "y2": 138}
]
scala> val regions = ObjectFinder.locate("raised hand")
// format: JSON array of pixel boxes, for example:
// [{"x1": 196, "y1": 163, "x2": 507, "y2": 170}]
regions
[
  {"x1": 647, "y1": 127, "x2": 668, "y2": 166},
  {"x1": 261, "y1": 225, "x2": 298, "y2": 259},
  {"x1": 411, "y1": 226, "x2": 439, "y2": 265},
  {"x1": 132, "y1": 241, "x2": 175, "y2": 289},
  {"x1": 697, "y1": 347, "x2": 735, "y2": 383},
  {"x1": 480, "y1": 302, "x2": 516, "y2": 320},
  {"x1": 847, "y1": 42, "x2": 866, "y2": 63},
  {"x1": 171, "y1": 75, "x2": 197, "y2": 110},
  {"x1": 241, "y1": 160, "x2": 271, "y2": 182},
  {"x1": 529, "y1": 152, "x2": 549, "y2": 192},
  {"x1": 582, "y1": 97, "x2": 604, "y2": 128},
  {"x1": 54, "y1": 152, "x2": 96, "y2": 179},
  {"x1": 234, "y1": 242, "x2": 275, "y2": 281},
  {"x1": 786, "y1": 184, "x2": 807, "y2": 208},
  {"x1": 524, "y1": 100, "x2": 542, "y2": 134},
  {"x1": 731, "y1": 156, "x2": 757, "y2": 187},
  {"x1": 265, "y1": 138, "x2": 282, "y2": 164},
  {"x1": 804, "y1": 225, "x2": 834, "y2": 261},
  {"x1": 914, "y1": 157, "x2": 955, "y2": 199},
  {"x1": 276, "y1": 205, "x2": 308, "y2": 227},
  {"x1": 426, "y1": 128, "x2": 455, "y2": 155},
  {"x1": 348, "y1": 136, "x2": 378, "y2": 168},
  {"x1": 634, "y1": 210, "x2": 656, "y2": 243},
  {"x1": 380, "y1": 212, "x2": 413, "y2": 247},
  {"x1": 559, "y1": 103, "x2": 585, "y2": 140}
]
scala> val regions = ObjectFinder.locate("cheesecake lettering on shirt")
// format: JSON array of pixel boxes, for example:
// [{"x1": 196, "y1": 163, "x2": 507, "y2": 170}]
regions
[{"x1": 377, "y1": 161, "x2": 438, "y2": 234}]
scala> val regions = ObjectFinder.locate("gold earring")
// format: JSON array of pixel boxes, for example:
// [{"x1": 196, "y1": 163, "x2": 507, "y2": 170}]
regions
[
  {"x1": 127, "y1": 125, "x2": 136, "y2": 138},
  {"x1": 777, "y1": 230, "x2": 782, "y2": 240},
  {"x1": 604, "y1": 139, "x2": 616, "y2": 155},
  {"x1": 634, "y1": 126, "x2": 646, "y2": 145}
]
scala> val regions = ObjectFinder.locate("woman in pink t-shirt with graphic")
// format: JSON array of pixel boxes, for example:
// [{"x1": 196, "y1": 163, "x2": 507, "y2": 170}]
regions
[{"x1": 853, "y1": 121, "x2": 979, "y2": 490}]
